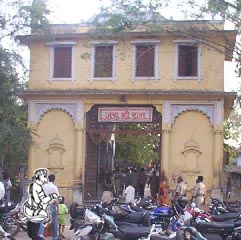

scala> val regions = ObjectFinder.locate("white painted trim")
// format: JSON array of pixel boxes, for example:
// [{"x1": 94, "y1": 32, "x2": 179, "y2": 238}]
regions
[
  {"x1": 174, "y1": 41, "x2": 201, "y2": 81},
  {"x1": 29, "y1": 100, "x2": 83, "y2": 124},
  {"x1": 91, "y1": 41, "x2": 118, "y2": 45},
  {"x1": 164, "y1": 100, "x2": 222, "y2": 126},
  {"x1": 132, "y1": 41, "x2": 159, "y2": 81},
  {"x1": 90, "y1": 43, "x2": 116, "y2": 81},
  {"x1": 131, "y1": 39, "x2": 161, "y2": 44},
  {"x1": 173, "y1": 39, "x2": 197, "y2": 43},
  {"x1": 46, "y1": 41, "x2": 77, "y2": 46},
  {"x1": 49, "y1": 45, "x2": 75, "y2": 82}
]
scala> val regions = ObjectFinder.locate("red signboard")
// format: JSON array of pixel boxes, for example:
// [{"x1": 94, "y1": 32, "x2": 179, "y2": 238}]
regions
[{"x1": 98, "y1": 107, "x2": 153, "y2": 122}]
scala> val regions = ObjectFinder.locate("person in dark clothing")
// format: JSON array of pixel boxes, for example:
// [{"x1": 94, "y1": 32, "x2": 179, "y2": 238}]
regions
[
  {"x1": 27, "y1": 221, "x2": 40, "y2": 240},
  {"x1": 125, "y1": 168, "x2": 132, "y2": 187},
  {"x1": 149, "y1": 170, "x2": 159, "y2": 199},
  {"x1": 130, "y1": 168, "x2": 139, "y2": 196},
  {"x1": 113, "y1": 167, "x2": 125, "y2": 197},
  {"x1": 138, "y1": 167, "x2": 147, "y2": 198}
]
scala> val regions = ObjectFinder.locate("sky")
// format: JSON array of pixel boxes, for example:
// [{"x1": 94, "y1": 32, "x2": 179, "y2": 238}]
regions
[{"x1": 46, "y1": 0, "x2": 241, "y2": 92}]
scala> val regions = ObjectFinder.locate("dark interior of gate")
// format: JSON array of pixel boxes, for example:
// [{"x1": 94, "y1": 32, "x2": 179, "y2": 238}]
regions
[{"x1": 85, "y1": 105, "x2": 162, "y2": 201}]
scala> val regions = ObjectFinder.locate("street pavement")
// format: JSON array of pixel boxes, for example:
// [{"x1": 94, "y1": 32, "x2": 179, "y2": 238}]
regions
[{"x1": 16, "y1": 213, "x2": 74, "y2": 240}]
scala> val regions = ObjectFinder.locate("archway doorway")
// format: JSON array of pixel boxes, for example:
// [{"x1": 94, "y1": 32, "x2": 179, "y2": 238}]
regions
[{"x1": 85, "y1": 105, "x2": 162, "y2": 200}]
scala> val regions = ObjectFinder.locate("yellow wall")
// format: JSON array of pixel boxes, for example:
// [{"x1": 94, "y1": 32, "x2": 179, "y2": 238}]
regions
[
  {"x1": 33, "y1": 111, "x2": 76, "y2": 204},
  {"x1": 28, "y1": 36, "x2": 225, "y2": 91},
  {"x1": 170, "y1": 111, "x2": 214, "y2": 190},
  {"x1": 24, "y1": 23, "x2": 231, "y2": 203}
]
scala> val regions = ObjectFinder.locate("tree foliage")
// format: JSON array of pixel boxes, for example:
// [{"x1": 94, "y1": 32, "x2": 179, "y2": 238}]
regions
[
  {"x1": 0, "y1": 46, "x2": 31, "y2": 170},
  {"x1": 224, "y1": 101, "x2": 241, "y2": 161},
  {"x1": 89, "y1": 0, "x2": 241, "y2": 164},
  {"x1": 90, "y1": 0, "x2": 239, "y2": 74},
  {"x1": 0, "y1": 0, "x2": 50, "y2": 174},
  {"x1": 114, "y1": 123, "x2": 161, "y2": 167}
]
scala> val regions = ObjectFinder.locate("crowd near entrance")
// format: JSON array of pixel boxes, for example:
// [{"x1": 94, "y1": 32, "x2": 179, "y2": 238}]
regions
[{"x1": 84, "y1": 105, "x2": 162, "y2": 201}]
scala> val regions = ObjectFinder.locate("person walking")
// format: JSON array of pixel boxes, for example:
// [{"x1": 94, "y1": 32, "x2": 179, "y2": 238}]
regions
[
  {"x1": 58, "y1": 196, "x2": 68, "y2": 239},
  {"x1": 38, "y1": 174, "x2": 61, "y2": 240},
  {"x1": 113, "y1": 167, "x2": 125, "y2": 197},
  {"x1": 192, "y1": 176, "x2": 206, "y2": 209},
  {"x1": 130, "y1": 168, "x2": 139, "y2": 196},
  {"x1": 138, "y1": 167, "x2": 147, "y2": 198},
  {"x1": 157, "y1": 174, "x2": 169, "y2": 205},
  {"x1": 149, "y1": 170, "x2": 159, "y2": 199},
  {"x1": 2, "y1": 172, "x2": 12, "y2": 205},
  {"x1": 173, "y1": 176, "x2": 188, "y2": 201}
]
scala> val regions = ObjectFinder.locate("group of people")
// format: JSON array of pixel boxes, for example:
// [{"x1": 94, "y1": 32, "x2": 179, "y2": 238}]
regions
[
  {"x1": 24, "y1": 169, "x2": 68, "y2": 240},
  {"x1": 172, "y1": 175, "x2": 207, "y2": 209},
  {"x1": 102, "y1": 166, "x2": 207, "y2": 211}
]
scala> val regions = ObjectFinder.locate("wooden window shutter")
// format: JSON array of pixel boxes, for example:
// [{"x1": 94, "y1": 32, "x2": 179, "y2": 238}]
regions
[
  {"x1": 178, "y1": 45, "x2": 198, "y2": 77},
  {"x1": 94, "y1": 46, "x2": 113, "y2": 78},
  {"x1": 53, "y1": 47, "x2": 72, "y2": 78},
  {"x1": 136, "y1": 45, "x2": 155, "y2": 77}
]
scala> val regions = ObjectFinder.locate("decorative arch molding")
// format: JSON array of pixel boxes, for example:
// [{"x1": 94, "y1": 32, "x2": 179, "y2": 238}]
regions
[
  {"x1": 36, "y1": 103, "x2": 76, "y2": 123},
  {"x1": 47, "y1": 135, "x2": 65, "y2": 171},
  {"x1": 181, "y1": 137, "x2": 202, "y2": 176},
  {"x1": 29, "y1": 100, "x2": 83, "y2": 124},
  {"x1": 163, "y1": 101, "x2": 221, "y2": 127},
  {"x1": 171, "y1": 104, "x2": 214, "y2": 125}
]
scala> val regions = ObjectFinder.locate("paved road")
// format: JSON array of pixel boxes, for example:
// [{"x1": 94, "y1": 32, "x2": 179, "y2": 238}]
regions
[
  {"x1": 16, "y1": 225, "x2": 74, "y2": 240},
  {"x1": 16, "y1": 212, "x2": 74, "y2": 239}
]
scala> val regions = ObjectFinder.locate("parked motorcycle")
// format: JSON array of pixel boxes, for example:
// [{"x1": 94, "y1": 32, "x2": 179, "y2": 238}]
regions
[
  {"x1": 71, "y1": 205, "x2": 161, "y2": 240},
  {"x1": 9, "y1": 202, "x2": 27, "y2": 231},
  {"x1": 120, "y1": 196, "x2": 189, "y2": 234}
]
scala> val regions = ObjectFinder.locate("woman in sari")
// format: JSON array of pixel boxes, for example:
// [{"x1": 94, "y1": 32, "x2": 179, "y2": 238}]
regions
[{"x1": 157, "y1": 174, "x2": 169, "y2": 205}]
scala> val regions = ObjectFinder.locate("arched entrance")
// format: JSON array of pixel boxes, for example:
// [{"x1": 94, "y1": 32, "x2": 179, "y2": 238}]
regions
[{"x1": 84, "y1": 105, "x2": 162, "y2": 200}]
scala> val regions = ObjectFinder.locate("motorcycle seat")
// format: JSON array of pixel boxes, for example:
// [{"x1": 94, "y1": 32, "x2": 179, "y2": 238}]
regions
[
  {"x1": 197, "y1": 222, "x2": 235, "y2": 230},
  {"x1": 212, "y1": 212, "x2": 240, "y2": 222}
]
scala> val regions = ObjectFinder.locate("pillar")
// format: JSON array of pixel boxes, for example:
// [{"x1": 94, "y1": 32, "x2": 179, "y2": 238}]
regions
[
  {"x1": 213, "y1": 124, "x2": 223, "y2": 186},
  {"x1": 161, "y1": 123, "x2": 171, "y2": 179},
  {"x1": 73, "y1": 123, "x2": 84, "y2": 204},
  {"x1": 211, "y1": 124, "x2": 223, "y2": 200},
  {"x1": 75, "y1": 123, "x2": 84, "y2": 184},
  {"x1": 27, "y1": 122, "x2": 37, "y2": 178}
]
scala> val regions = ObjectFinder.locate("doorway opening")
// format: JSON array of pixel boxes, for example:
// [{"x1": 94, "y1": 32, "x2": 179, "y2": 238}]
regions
[{"x1": 84, "y1": 105, "x2": 162, "y2": 200}]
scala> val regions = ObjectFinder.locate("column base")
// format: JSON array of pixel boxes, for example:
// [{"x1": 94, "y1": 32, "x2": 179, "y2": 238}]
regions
[
  {"x1": 72, "y1": 184, "x2": 83, "y2": 205},
  {"x1": 211, "y1": 185, "x2": 223, "y2": 201}
]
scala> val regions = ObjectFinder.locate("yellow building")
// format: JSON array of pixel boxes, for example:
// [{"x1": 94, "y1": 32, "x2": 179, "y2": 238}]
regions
[{"x1": 18, "y1": 20, "x2": 236, "y2": 205}]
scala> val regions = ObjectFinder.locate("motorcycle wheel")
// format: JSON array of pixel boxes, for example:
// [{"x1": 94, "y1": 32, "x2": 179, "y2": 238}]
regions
[{"x1": 1, "y1": 218, "x2": 20, "y2": 236}]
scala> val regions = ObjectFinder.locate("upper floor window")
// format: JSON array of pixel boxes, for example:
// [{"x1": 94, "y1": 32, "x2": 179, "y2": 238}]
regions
[
  {"x1": 90, "y1": 41, "x2": 117, "y2": 81},
  {"x1": 131, "y1": 40, "x2": 160, "y2": 81},
  {"x1": 53, "y1": 47, "x2": 72, "y2": 78},
  {"x1": 174, "y1": 40, "x2": 201, "y2": 81},
  {"x1": 47, "y1": 42, "x2": 76, "y2": 82}
]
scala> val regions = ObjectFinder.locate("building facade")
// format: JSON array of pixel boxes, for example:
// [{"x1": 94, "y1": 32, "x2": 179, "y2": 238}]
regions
[{"x1": 18, "y1": 20, "x2": 236, "y2": 204}]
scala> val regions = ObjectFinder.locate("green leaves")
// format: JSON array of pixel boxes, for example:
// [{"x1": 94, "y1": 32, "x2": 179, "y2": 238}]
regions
[
  {"x1": 114, "y1": 123, "x2": 160, "y2": 167},
  {"x1": 0, "y1": 47, "x2": 31, "y2": 168}
]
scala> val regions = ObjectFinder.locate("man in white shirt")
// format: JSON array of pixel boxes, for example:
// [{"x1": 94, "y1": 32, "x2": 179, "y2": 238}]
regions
[
  {"x1": 38, "y1": 174, "x2": 60, "y2": 240},
  {"x1": 125, "y1": 183, "x2": 135, "y2": 204},
  {"x1": 0, "y1": 181, "x2": 5, "y2": 205}
]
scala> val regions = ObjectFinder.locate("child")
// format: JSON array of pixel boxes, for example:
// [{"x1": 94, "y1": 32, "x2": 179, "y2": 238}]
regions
[
  {"x1": 101, "y1": 185, "x2": 113, "y2": 208},
  {"x1": 58, "y1": 196, "x2": 68, "y2": 239}
]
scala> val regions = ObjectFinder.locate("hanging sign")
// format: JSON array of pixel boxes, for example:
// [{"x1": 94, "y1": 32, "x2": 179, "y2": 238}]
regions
[{"x1": 98, "y1": 107, "x2": 153, "y2": 122}]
